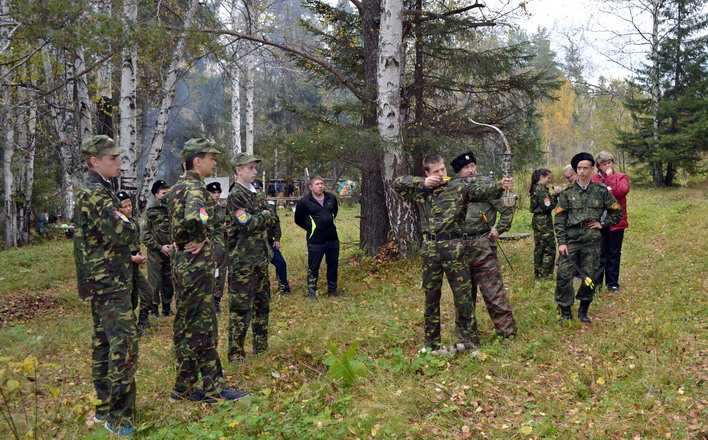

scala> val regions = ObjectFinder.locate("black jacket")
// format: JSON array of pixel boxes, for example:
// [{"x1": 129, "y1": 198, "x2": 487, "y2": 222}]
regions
[{"x1": 294, "y1": 192, "x2": 339, "y2": 244}]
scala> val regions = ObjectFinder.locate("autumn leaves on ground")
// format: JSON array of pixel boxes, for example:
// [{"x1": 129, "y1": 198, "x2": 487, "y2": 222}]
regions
[{"x1": 0, "y1": 186, "x2": 706, "y2": 439}]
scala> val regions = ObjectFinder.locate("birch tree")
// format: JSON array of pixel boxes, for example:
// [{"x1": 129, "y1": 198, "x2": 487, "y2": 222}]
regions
[
  {"x1": 119, "y1": 0, "x2": 138, "y2": 191},
  {"x1": 140, "y1": 0, "x2": 201, "y2": 201},
  {"x1": 16, "y1": 97, "x2": 37, "y2": 245},
  {"x1": 2, "y1": 108, "x2": 16, "y2": 248},
  {"x1": 74, "y1": 48, "x2": 93, "y2": 145},
  {"x1": 243, "y1": 0, "x2": 260, "y2": 155},
  {"x1": 377, "y1": 0, "x2": 419, "y2": 256},
  {"x1": 96, "y1": 0, "x2": 113, "y2": 136},
  {"x1": 228, "y1": 1, "x2": 243, "y2": 156}
]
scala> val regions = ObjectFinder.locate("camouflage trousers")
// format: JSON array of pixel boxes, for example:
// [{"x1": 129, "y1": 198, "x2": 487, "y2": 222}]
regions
[
  {"x1": 555, "y1": 239, "x2": 601, "y2": 307},
  {"x1": 228, "y1": 263, "x2": 270, "y2": 359},
  {"x1": 532, "y1": 214, "x2": 556, "y2": 279},
  {"x1": 147, "y1": 251, "x2": 173, "y2": 308},
  {"x1": 130, "y1": 264, "x2": 153, "y2": 319},
  {"x1": 90, "y1": 291, "x2": 138, "y2": 425},
  {"x1": 468, "y1": 237, "x2": 516, "y2": 337},
  {"x1": 171, "y1": 250, "x2": 225, "y2": 395},
  {"x1": 421, "y1": 239, "x2": 478, "y2": 350}
]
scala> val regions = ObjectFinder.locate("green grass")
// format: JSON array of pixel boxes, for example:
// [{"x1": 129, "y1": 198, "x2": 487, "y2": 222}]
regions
[{"x1": 0, "y1": 186, "x2": 706, "y2": 439}]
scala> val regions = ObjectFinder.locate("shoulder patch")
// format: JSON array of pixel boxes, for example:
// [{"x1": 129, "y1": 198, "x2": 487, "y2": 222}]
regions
[
  {"x1": 610, "y1": 202, "x2": 621, "y2": 210},
  {"x1": 553, "y1": 207, "x2": 565, "y2": 215},
  {"x1": 199, "y1": 207, "x2": 209, "y2": 224}
]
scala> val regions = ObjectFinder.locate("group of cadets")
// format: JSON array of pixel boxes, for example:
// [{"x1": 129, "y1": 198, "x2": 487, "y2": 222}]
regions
[{"x1": 73, "y1": 133, "x2": 623, "y2": 436}]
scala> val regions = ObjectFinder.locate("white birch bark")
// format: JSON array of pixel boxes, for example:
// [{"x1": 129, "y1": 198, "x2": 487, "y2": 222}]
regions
[
  {"x1": 140, "y1": 0, "x2": 201, "y2": 201},
  {"x1": 96, "y1": 0, "x2": 113, "y2": 135},
  {"x1": 74, "y1": 48, "x2": 93, "y2": 144},
  {"x1": 244, "y1": 56, "x2": 255, "y2": 154},
  {"x1": 42, "y1": 47, "x2": 76, "y2": 220},
  {"x1": 2, "y1": 108, "x2": 16, "y2": 248},
  {"x1": 649, "y1": 0, "x2": 662, "y2": 185},
  {"x1": 18, "y1": 98, "x2": 37, "y2": 245},
  {"x1": 377, "y1": 0, "x2": 419, "y2": 256},
  {"x1": 119, "y1": 0, "x2": 138, "y2": 191},
  {"x1": 230, "y1": 67, "x2": 242, "y2": 155}
]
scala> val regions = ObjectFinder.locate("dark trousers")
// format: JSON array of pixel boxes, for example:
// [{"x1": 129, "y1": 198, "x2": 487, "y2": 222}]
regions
[
  {"x1": 270, "y1": 248, "x2": 290, "y2": 289},
  {"x1": 599, "y1": 229, "x2": 625, "y2": 288},
  {"x1": 307, "y1": 240, "x2": 339, "y2": 293}
]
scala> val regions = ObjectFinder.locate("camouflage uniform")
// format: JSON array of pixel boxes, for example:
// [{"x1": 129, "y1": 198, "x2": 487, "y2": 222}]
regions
[
  {"x1": 462, "y1": 186, "x2": 517, "y2": 337},
  {"x1": 394, "y1": 176, "x2": 503, "y2": 350},
  {"x1": 125, "y1": 216, "x2": 153, "y2": 327},
  {"x1": 73, "y1": 139, "x2": 138, "y2": 426},
  {"x1": 531, "y1": 183, "x2": 557, "y2": 279},
  {"x1": 212, "y1": 201, "x2": 228, "y2": 308},
  {"x1": 554, "y1": 181, "x2": 622, "y2": 309},
  {"x1": 144, "y1": 199, "x2": 174, "y2": 315},
  {"x1": 165, "y1": 170, "x2": 226, "y2": 396},
  {"x1": 226, "y1": 178, "x2": 275, "y2": 361}
]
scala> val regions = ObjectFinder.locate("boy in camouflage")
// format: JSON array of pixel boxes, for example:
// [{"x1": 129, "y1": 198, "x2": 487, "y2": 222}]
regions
[
  {"x1": 554, "y1": 152, "x2": 622, "y2": 323},
  {"x1": 394, "y1": 153, "x2": 512, "y2": 355},
  {"x1": 226, "y1": 153, "x2": 275, "y2": 363},
  {"x1": 72, "y1": 135, "x2": 138, "y2": 436},
  {"x1": 144, "y1": 180, "x2": 174, "y2": 317},
  {"x1": 165, "y1": 137, "x2": 248, "y2": 403},
  {"x1": 451, "y1": 152, "x2": 517, "y2": 338},
  {"x1": 206, "y1": 181, "x2": 228, "y2": 313},
  {"x1": 529, "y1": 169, "x2": 557, "y2": 279},
  {"x1": 116, "y1": 190, "x2": 153, "y2": 335}
]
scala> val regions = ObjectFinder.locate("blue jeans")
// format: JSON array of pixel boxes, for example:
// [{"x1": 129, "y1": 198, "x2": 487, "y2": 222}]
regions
[{"x1": 270, "y1": 248, "x2": 290, "y2": 291}]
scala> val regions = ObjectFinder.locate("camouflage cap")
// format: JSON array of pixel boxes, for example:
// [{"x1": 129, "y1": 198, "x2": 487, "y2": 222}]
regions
[
  {"x1": 80, "y1": 135, "x2": 120, "y2": 157},
  {"x1": 233, "y1": 153, "x2": 262, "y2": 168},
  {"x1": 181, "y1": 137, "x2": 222, "y2": 161}
]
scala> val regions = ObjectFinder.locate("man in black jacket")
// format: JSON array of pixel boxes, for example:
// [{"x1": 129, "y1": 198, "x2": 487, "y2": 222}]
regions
[{"x1": 295, "y1": 176, "x2": 340, "y2": 299}]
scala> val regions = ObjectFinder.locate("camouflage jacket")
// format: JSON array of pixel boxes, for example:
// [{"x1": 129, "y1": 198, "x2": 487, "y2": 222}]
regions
[
  {"x1": 165, "y1": 171, "x2": 216, "y2": 256},
  {"x1": 212, "y1": 202, "x2": 227, "y2": 251},
  {"x1": 462, "y1": 177, "x2": 513, "y2": 237},
  {"x1": 553, "y1": 181, "x2": 622, "y2": 245},
  {"x1": 126, "y1": 217, "x2": 141, "y2": 256},
  {"x1": 530, "y1": 183, "x2": 556, "y2": 215},
  {"x1": 393, "y1": 176, "x2": 503, "y2": 238},
  {"x1": 227, "y1": 182, "x2": 275, "y2": 265},
  {"x1": 73, "y1": 170, "x2": 133, "y2": 299},
  {"x1": 143, "y1": 200, "x2": 171, "y2": 253}
]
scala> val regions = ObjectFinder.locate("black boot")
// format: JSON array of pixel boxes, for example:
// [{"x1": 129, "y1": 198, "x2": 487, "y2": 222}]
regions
[
  {"x1": 151, "y1": 304, "x2": 159, "y2": 317},
  {"x1": 578, "y1": 301, "x2": 592, "y2": 323},
  {"x1": 279, "y1": 283, "x2": 291, "y2": 295},
  {"x1": 559, "y1": 305, "x2": 573, "y2": 321},
  {"x1": 162, "y1": 303, "x2": 172, "y2": 317},
  {"x1": 307, "y1": 286, "x2": 317, "y2": 301}
]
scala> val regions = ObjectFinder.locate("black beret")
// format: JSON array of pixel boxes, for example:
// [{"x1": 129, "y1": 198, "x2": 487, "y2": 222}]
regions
[
  {"x1": 116, "y1": 191, "x2": 131, "y2": 202},
  {"x1": 206, "y1": 181, "x2": 222, "y2": 193},
  {"x1": 450, "y1": 152, "x2": 477, "y2": 173},
  {"x1": 151, "y1": 180, "x2": 170, "y2": 195},
  {"x1": 570, "y1": 152, "x2": 595, "y2": 172}
]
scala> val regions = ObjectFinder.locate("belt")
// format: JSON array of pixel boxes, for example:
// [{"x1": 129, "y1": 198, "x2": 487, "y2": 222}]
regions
[{"x1": 424, "y1": 231, "x2": 466, "y2": 241}]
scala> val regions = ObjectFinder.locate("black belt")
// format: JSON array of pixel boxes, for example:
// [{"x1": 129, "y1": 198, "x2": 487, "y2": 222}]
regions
[{"x1": 424, "y1": 232, "x2": 465, "y2": 241}]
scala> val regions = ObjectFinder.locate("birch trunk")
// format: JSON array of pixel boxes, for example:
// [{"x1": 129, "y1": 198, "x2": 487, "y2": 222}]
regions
[
  {"x1": 74, "y1": 48, "x2": 93, "y2": 144},
  {"x1": 42, "y1": 47, "x2": 76, "y2": 220},
  {"x1": 140, "y1": 0, "x2": 201, "y2": 201},
  {"x1": 377, "y1": 0, "x2": 419, "y2": 257},
  {"x1": 3, "y1": 108, "x2": 16, "y2": 248},
  {"x1": 244, "y1": 55, "x2": 255, "y2": 154},
  {"x1": 96, "y1": 0, "x2": 113, "y2": 136},
  {"x1": 119, "y1": 0, "x2": 138, "y2": 191},
  {"x1": 18, "y1": 99, "x2": 37, "y2": 245},
  {"x1": 231, "y1": 66, "x2": 242, "y2": 155},
  {"x1": 649, "y1": 0, "x2": 663, "y2": 186}
]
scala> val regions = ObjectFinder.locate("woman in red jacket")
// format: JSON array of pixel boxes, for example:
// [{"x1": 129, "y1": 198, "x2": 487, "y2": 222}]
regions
[{"x1": 592, "y1": 151, "x2": 630, "y2": 293}]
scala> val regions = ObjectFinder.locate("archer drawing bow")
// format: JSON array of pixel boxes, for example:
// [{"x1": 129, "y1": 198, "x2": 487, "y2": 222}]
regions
[{"x1": 469, "y1": 119, "x2": 517, "y2": 208}]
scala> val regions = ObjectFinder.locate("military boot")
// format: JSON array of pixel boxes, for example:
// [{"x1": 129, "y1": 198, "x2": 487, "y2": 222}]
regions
[
  {"x1": 162, "y1": 303, "x2": 172, "y2": 317},
  {"x1": 279, "y1": 283, "x2": 291, "y2": 295},
  {"x1": 578, "y1": 301, "x2": 592, "y2": 323},
  {"x1": 151, "y1": 303, "x2": 159, "y2": 316},
  {"x1": 559, "y1": 305, "x2": 573, "y2": 321},
  {"x1": 137, "y1": 310, "x2": 151, "y2": 336},
  {"x1": 307, "y1": 286, "x2": 317, "y2": 301}
]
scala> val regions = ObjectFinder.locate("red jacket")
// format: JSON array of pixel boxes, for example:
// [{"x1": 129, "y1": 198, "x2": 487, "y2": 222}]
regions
[{"x1": 592, "y1": 171, "x2": 630, "y2": 231}]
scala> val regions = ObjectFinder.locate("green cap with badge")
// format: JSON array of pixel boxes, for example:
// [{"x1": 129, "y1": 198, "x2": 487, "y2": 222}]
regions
[
  {"x1": 181, "y1": 137, "x2": 222, "y2": 161},
  {"x1": 80, "y1": 135, "x2": 120, "y2": 157},
  {"x1": 233, "y1": 152, "x2": 262, "y2": 168}
]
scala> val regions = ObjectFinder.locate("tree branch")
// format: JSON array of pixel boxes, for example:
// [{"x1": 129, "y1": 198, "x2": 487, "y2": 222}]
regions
[{"x1": 172, "y1": 26, "x2": 367, "y2": 102}]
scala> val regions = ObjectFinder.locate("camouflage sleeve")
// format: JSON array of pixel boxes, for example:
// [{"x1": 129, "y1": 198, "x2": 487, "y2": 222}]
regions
[
  {"x1": 602, "y1": 187, "x2": 622, "y2": 227},
  {"x1": 183, "y1": 185, "x2": 209, "y2": 243},
  {"x1": 72, "y1": 195, "x2": 91, "y2": 296},
  {"x1": 227, "y1": 191, "x2": 274, "y2": 233},
  {"x1": 128, "y1": 219, "x2": 141, "y2": 254},
  {"x1": 466, "y1": 179, "x2": 503, "y2": 203},
  {"x1": 393, "y1": 176, "x2": 427, "y2": 201},
  {"x1": 142, "y1": 212, "x2": 162, "y2": 252},
  {"x1": 532, "y1": 185, "x2": 556, "y2": 214},
  {"x1": 492, "y1": 198, "x2": 514, "y2": 235},
  {"x1": 269, "y1": 205, "x2": 282, "y2": 241},
  {"x1": 553, "y1": 191, "x2": 569, "y2": 245},
  {"x1": 211, "y1": 208, "x2": 226, "y2": 249},
  {"x1": 94, "y1": 188, "x2": 131, "y2": 246}
]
